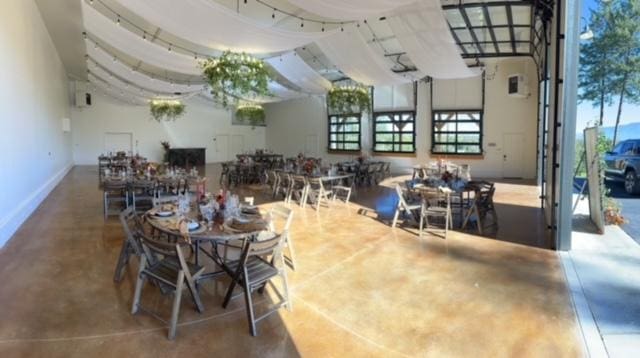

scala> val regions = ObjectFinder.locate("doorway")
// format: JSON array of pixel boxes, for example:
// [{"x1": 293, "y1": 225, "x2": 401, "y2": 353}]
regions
[
  {"x1": 215, "y1": 134, "x2": 229, "y2": 162},
  {"x1": 503, "y1": 133, "x2": 525, "y2": 178}
]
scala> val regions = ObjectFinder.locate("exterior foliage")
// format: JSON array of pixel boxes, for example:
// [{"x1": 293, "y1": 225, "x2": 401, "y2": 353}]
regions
[
  {"x1": 201, "y1": 51, "x2": 271, "y2": 108},
  {"x1": 150, "y1": 100, "x2": 186, "y2": 122},
  {"x1": 579, "y1": 0, "x2": 640, "y2": 144},
  {"x1": 235, "y1": 105, "x2": 266, "y2": 127},
  {"x1": 327, "y1": 86, "x2": 371, "y2": 114}
]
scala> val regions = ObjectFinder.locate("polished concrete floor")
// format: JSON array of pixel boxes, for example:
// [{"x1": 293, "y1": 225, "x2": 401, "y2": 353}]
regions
[{"x1": 0, "y1": 165, "x2": 584, "y2": 357}]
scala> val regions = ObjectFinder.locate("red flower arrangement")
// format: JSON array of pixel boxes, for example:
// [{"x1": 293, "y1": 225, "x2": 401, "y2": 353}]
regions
[{"x1": 303, "y1": 159, "x2": 315, "y2": 174}]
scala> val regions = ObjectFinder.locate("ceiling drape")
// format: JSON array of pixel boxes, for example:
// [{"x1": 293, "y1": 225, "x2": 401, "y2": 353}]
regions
[
  {"x1": 266, "y1": 52, "x2": 331, "y2": 94},
  {"x1": 286, "y1": 0, "x2": 417, "y2": 21},
  {"x1": 316, "y1": 25, "x2": 413, "y2": 86},
  {"x1": 388, "y1": 1, "x2": 479, "y2": 79},
  {"x1": 113, "y1": 0, "x2": 334, "y2": 54},
  {"x1": 86, "y1": 43, "x2": 203, "y2": 95},
  {"x1": 82, "y1": 2, "x2": 202, "y2": 76},
  {"x1": 89, "y1": 75, "x2": 149, "y2": 105}
]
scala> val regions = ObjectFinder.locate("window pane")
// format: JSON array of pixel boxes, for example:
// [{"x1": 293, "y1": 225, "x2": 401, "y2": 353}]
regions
[
  {"x1": 434, "y1": 122, "x2": 456, "y2": 132},
  {"x1": 345, "y1": 143, "x2": 359, "y2": 150},
  {"x1": 433, "y1": 144, "x2": 456, "y2": 153},
  {"x1": 457, "y1": 134, "x2": 480, "y2": 143},
  {"x1": 401, "y1": 144, "x2": 414, "y2": 152},
  {"x1": 376, "y1": 122, "x2": 393, "y2": 132},
  {"x1": 431, "y1": 110, "x2": 482, "y2": 155},
  {"x1": 458, "y1": 122, "x2": 481, "y2": 132},
  {"x1": 345, "y1": 134, "x2": 359, "y2": 142},
  {"x1": 458, "y1": 145, "x2": 481, "y2": 153},
  {"x1": 375, "y1": 143, "x2": 393, "y2": 151},
  {"x1": 402, "y1": 123, "x2": 414, "y2": 132},
  {"x1": 401, "y1": 133, "x2": 413, "y2": 143}
]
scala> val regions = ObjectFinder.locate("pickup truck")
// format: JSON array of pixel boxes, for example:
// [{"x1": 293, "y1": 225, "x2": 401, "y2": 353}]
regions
[{"x1": 604, "y1": 139, "x2": 640, "y2": 194}]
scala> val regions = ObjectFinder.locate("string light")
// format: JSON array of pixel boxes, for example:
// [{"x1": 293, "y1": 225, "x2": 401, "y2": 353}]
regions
[
  {"x1": 142, "y1": 32, "x2": 147, "y2": 41},
  {"x1": 116, "y1": 15, "x2": 120, "y2": 26}
]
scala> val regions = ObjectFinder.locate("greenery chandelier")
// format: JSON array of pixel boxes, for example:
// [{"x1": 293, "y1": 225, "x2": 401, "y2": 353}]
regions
[
  {"x1": 150, "y1": 100, "x2": 186, "y2": 122},
  {"x1": 201, "y1": 51, "x2": 272, "y2": 107},
  {"x1": 327, "y1": 85, "x2": 371, "y2": 114},
  {"x1": 235, "y1": 104, "x2": 266, "y2": 127}
]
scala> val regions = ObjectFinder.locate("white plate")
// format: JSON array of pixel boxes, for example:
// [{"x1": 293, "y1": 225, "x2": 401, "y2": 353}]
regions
[
  {"x1": 188, "y1": 221, "x2": 200, "y2": 231},
  {"x1": 155, "y1": 211, "x2": 175, "y2": 217}
]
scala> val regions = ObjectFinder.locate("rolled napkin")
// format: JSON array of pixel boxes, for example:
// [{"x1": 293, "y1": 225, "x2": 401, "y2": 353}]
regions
[
  {"x1": 229, "y1": 218, "x2": 268, "y2": 232},
  {"x1": 240, "y1": 206, "x2": 260, "y2": 215}
]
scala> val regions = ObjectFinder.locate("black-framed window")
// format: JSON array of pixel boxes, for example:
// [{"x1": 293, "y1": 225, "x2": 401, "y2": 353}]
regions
[
  {"x1": 373, "y1": 111, "x2": 416, "y2": 153},
  {"x1": 328, "y1": 114, "x2": 361, "y2": 151},
  {"x1": 431, "y1": 110, "x2": 483, "y2": 155}
]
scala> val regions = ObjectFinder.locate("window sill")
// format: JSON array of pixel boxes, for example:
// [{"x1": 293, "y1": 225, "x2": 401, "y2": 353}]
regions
[
  {"x1": 373, "y1": 152, "x2": 417, "y2": 158},
  {"x1": 327, "y1": 149, "x2": 361, "y2": 155},
  {"x1": 430, "y1": 153, "x2": 485, "y2": 160}
]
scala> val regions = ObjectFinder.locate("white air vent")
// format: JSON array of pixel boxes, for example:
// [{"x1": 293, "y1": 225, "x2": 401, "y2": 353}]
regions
[{"x1": 507, "y1": 74, "x2": 528, "y2": 98}]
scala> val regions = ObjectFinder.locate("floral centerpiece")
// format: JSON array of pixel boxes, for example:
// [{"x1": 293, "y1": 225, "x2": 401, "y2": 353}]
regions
[
  {"x1": 160, "y1": 141, "x2": 170, "y2": 163},
  {"x1": 441, "y1": 170, "x2": 454, "y2": 183},
  {"x1": 303, "y1": 159, "x2": 315, "y2": 175}
]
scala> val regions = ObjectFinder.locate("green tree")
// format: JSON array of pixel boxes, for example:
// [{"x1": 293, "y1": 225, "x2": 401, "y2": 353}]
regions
[
  {"x1": 579, "y1": 1, "x2": 615, "y2": 125},
  {"x1": 608, "y1": 0, "x2": 640, "y2": 145}
]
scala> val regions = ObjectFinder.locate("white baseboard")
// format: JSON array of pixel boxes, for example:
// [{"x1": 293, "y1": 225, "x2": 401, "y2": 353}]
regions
[{"x1": 0, "y1": 163, "x2": 73, "y2": 248}]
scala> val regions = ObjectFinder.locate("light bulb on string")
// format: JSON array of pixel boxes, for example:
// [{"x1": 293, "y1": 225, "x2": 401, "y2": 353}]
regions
[
  {"x1": 142, "y1": 32, "x2": 147, "y2": 41},
  {"x1": 168, "y1": 44, "x2": 172, "y2": 52},
  {"x1": 116, "y1": 15, "x2": 120, "y2": 26},
  {"x1": 272, "y1": 8, "x2": 275, "y2": 19}
]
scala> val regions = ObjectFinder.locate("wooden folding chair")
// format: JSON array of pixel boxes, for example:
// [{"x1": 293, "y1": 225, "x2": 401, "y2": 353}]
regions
[
  {"x1": 221, "y1": 232, "x2": 290, "y2": 336},
  {"x1": 131, "y1": 234, "x2": 205, "y2": 340}
]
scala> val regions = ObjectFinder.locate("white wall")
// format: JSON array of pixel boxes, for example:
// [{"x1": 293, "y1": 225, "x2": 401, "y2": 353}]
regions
[
  {"x1": 265, "y1": 57, "x2": 539, "y2": 179},
  {"x1": 71, "y1": 93, "x2": 266, "y2": 164},
  {"x1": 0, "y1": 0, "x2": 73, "y2": 246}
]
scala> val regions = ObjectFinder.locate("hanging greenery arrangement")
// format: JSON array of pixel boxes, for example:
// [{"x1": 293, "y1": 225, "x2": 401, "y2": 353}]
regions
[
  {"x1": 235, "y1": 104, "x2": 266, "y2": 127},
  {"x1": 150, "y1": 100, "x2": 186, "y2": 122},
  {"x1": 327, "y1": 85, "x2": 371, "y2": 114},
  {"x1": 201, "y1": 51, "x2": 271, "y2": 107}
]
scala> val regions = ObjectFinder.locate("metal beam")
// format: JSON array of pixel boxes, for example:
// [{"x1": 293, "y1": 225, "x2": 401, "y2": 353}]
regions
[
  {"x1": 481, "y1": 5, "x2": 499, "y2": 54},
  {"x1": 459, "y1": 6, "x2": 484, "y2": 56},
  {"x1": 506, "y1": 5, "x2": 517, "y2": 53}
]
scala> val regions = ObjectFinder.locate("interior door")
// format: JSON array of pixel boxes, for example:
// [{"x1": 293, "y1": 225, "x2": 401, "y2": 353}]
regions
[
  {"x1": 231, "y1": 135, "x2": 244, "y2": 158},
  {"x1": 104, "y1": 132, "x2": 132, "y2": 154},
  {"x1": 215, "y1": 135, "x2": 229, "y2": 162},
  {"x1": 503, "y1": 133, "x2": 525, "y2": 178}
]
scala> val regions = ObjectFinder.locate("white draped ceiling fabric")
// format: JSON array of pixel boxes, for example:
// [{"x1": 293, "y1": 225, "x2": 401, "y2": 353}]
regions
[
  {"x1": 86, "y1": 42, "x2": 203, "y2": 95},
  {"x1": 113, "y1": 0, "x2": 333, "y2": 54},
  {"x1": 316, "y1": 26, "x2": 412, "y2": 86},
  {"x1": 82, "y1": 2, "x2": 202, "y2": 76},
  {"x1": 388, "y1": 1, "x2": 479, "y2": 79},
  {"x1": 266, "y1": 52, "x2": 331, "y2": 95},
  {"x1": 88, "y1": 74, "x2": 150, "y2": 105},
  {"x1": 286, "y1": 0, "x2": 417, "y2": 21}
]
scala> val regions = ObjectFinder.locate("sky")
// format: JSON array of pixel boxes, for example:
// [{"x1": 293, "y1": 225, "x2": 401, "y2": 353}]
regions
[{"x1": 576, "y1": 0, "x2": 640, "y2": 130}]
